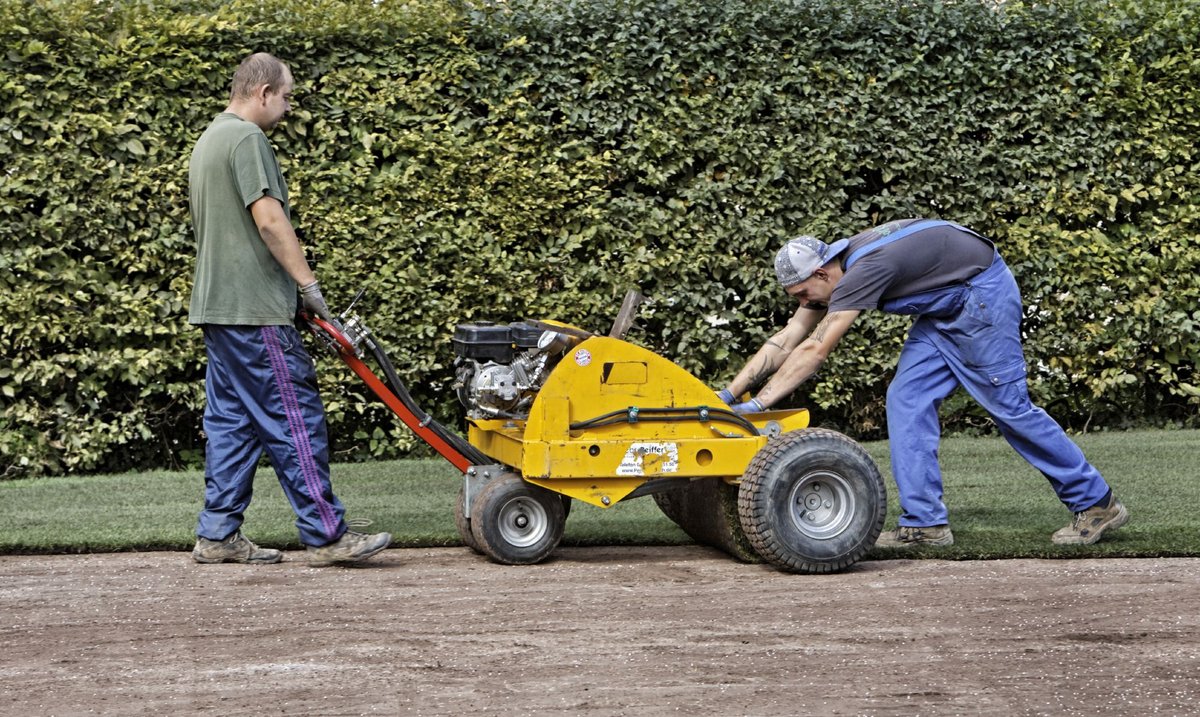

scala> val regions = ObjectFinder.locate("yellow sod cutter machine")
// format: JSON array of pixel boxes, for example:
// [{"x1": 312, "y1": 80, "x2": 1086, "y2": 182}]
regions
[{"x1": 305, "y1": 292, "x2": 886, "y2": 574}]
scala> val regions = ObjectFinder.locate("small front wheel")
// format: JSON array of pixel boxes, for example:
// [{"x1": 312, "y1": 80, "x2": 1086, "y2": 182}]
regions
[{"x1": 470, "y1": 473, "x2": 566, "y2": 565}]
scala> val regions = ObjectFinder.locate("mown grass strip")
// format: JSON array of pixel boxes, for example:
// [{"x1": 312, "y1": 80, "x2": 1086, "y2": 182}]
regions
[{"x1": 1, "y1": 430, "x2": 1196, "y2": 559}]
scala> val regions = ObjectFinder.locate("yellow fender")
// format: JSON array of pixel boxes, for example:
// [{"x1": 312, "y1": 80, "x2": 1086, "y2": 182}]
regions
[{"x1": 467, "y1": 335, "x2": 808, "y2": 508}]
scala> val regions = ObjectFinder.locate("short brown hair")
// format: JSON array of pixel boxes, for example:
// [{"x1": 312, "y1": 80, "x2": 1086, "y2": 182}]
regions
[{"x1": 230, "y1": 53, "x2": 287, "y2": 100}]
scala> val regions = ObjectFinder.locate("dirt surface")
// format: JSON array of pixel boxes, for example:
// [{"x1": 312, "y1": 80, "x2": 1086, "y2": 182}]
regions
[{"x1": 2, "y1": 547, "x2": 1198, "y2": 717}]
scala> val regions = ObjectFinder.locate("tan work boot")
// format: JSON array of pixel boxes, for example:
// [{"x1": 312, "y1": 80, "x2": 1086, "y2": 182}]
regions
[
  {"x1": 875, "y1": 525, "x2": 954, "y2": 548},
  {"x1": 193, "y1": 532, "x2": 282, "y2": 564},
  {"x1": 306, "y1": 530, "x2": 392, "y2": 567},
  {"x1": 1052, "y1": 498, "x2": 1129, "y2": 545}
]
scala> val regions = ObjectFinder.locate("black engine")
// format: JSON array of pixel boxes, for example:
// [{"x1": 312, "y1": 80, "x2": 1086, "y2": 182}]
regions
[{"x1": 452, "y1": 321, "x2": 580, "y2": 419}]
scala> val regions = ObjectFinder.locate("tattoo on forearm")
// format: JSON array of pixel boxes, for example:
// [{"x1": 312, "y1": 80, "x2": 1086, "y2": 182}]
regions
[
  {"x1": 765, "y1": 339, "x2": 784, "y2": 351},
  {"x1": 748, "y1": 364, "x2": 774, "y2": 389},
  {"x1": 811, "y1": 316, "x2": 834, "y2": 344}
]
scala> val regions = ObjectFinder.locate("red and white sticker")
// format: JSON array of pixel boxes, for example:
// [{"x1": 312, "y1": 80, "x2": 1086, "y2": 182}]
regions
[{"x1": 574, "y1": 348, "x2": 592, "y2": 367}]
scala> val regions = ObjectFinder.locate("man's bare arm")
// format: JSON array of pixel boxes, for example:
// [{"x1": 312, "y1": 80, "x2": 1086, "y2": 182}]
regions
[
  {"x1": 754, "y1": 309, "x2": 860, "y2": 408},
  {"x1": 250, "y1": 195, "x2": 316, "y2": 287},
  {"x1": 726, "y1": 305, "x2": 827, "y2": 398}
]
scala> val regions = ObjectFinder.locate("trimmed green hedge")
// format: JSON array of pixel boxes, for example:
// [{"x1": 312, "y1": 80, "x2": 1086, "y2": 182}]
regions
[{"x1": 1, "y1": 0, "x2": 1197, "y2": 477}]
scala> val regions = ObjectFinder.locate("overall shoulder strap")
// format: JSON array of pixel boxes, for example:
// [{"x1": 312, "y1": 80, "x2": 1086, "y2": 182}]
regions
[{"x1": 843, "y1": 219, "x2": 960, "y2": 270}]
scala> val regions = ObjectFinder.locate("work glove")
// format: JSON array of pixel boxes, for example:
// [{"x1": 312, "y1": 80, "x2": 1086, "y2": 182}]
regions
[
  {"x1": 299, "y1": 280, "x2": 334, "y2": 323},
  {"x1": 729, "y1": 397, "x2": 764, "y2": 414},
  {"x1": 717, "y1": 388, "x2": 735, "y2": 405}
]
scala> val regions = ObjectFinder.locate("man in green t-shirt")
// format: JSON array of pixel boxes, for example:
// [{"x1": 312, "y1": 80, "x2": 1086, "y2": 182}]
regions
[{"x1": 187, "y1": 53, "x2": 391, "y2": 566}]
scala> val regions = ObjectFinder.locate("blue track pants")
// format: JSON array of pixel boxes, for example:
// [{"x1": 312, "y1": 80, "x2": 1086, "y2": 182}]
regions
[
  {"x1": 883, "y1": 255, "x2": 1110, "y2": 527},
  {"x1": 198, "y1": 324, "x2": 346, "y2": 546}
]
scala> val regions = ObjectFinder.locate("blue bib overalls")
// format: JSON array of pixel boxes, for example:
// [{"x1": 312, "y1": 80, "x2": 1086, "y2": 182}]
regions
[{"x1": 853, "y1": 224, "x2": 1111, "y2": 527}]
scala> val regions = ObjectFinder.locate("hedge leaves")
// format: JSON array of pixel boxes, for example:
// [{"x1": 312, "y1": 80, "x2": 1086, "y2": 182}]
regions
[{"x1": 1, "y1": 0, "x2": 1197, "y2": 476}]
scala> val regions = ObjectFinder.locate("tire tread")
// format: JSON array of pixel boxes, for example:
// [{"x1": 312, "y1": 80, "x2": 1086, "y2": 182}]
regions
[{"x1": 738, "y1": 428, "x2": 886, "y2": 574}]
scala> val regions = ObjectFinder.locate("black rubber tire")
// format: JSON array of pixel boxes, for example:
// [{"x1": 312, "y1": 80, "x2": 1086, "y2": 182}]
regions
[
  {"x1": 655, "y1": 479, "x2": 762, "y2": 564},
  {"x1": 454, "y1": 484, "x2": 483, "y2": 555},
  {"x1": 738, "y1": 428, "x2": 886, "y2": 574},
  {"x1": 470, "y1": 473, "x2": 566, "y2": 565}
]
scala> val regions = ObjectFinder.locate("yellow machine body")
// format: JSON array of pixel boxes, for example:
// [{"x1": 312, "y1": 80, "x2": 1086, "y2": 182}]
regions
[{"x1": 467, "y1": 335, "x2": 808, "y2": 509}]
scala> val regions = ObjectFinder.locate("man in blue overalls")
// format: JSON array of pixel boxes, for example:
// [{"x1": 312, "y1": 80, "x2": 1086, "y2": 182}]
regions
[{"x1": 717, "y1": 219, "x2": 1128, "y2": 547}]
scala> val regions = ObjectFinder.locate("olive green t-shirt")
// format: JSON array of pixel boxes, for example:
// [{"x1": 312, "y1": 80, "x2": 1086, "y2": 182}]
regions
[{"x1": 187, "y1": 112, "x2": 295, "y2": 325}]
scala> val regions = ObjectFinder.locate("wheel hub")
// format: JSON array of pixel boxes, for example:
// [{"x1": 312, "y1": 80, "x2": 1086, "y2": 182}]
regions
[
  {"x1": 788, "y1": 470, "x2": 856, "y2": 540},
  {"x1": 498, "y1": 496, "x2": 548, "y2": 548}
]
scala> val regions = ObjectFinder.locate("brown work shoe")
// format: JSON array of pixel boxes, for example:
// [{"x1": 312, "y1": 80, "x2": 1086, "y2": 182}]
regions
[
  {"x1": 193, "y1": 532, "x2": 282, "y2": 564},
  {"x1": 306, "y1": 530, "x2": 392, "y2": 567},
  {"x1": 1052, "y1": 498, "x2": 1129, "y2": 545},
  {"x1": 875, "y1": 525, "x2": 954, "y2": 548}
]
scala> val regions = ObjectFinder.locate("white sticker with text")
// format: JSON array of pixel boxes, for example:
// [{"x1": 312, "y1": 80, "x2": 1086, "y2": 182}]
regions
[{"x1": 616, "y1": 443, "x2": 680, "y2": 476}]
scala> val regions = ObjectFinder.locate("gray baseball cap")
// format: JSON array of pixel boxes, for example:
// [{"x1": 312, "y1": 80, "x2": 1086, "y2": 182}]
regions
[{"x1": 774, "y1": 235, "x2": 850, "y2": 289}]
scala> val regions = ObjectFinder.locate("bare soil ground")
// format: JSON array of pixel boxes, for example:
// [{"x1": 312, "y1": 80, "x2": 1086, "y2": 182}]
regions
[{"x1": 2, "y1": 547, "x2": 1198, "y2": 716}]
